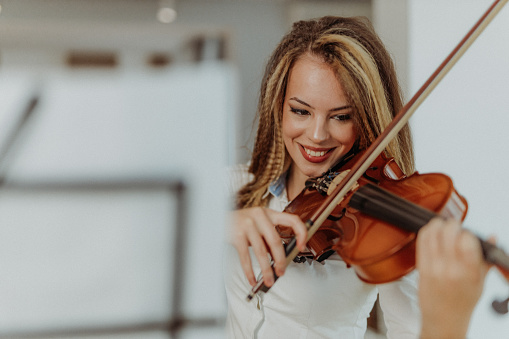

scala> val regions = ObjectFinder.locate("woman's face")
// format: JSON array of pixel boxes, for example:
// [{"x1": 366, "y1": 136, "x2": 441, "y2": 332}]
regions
[{"x1": 282, "y1": 53, "x2": 357, "y2": 186}]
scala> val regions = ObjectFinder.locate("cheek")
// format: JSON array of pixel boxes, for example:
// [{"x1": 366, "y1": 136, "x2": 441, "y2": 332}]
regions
[
  {"x1": 332, "y1": 124, "x2": 357, "y2": 146},
  {"x1": 282, "y1": 113, "x2": 301, "y2": 141}
]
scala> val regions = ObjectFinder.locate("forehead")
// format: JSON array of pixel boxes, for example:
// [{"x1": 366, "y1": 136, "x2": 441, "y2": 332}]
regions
[{"x1": 286, "y1": 53, "x2": 348, "y2": 105}]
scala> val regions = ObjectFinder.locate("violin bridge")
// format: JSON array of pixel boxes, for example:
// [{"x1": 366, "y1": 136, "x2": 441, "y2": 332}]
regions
[{"x1": 327, "y1": 169, "x2": 359, "y2": 197}]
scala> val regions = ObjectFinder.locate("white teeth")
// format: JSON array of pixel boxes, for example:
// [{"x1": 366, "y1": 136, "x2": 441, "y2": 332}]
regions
[{"x1": 305, "y1": 148, "x2": 326, "y2": 157}]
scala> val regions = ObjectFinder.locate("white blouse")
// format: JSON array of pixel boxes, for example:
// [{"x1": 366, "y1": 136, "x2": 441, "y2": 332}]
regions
[{"x1": 223, "y1": 164, "x2": 421, "y2": 339}]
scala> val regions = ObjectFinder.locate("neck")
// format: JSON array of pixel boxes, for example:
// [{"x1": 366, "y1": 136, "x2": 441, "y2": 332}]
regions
[{"x1": 286, "y1": 168, "x2": 308, "y2": 201}]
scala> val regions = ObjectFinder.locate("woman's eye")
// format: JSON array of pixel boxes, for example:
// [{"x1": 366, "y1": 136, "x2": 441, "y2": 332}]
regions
[
  {"x1": 332, "y1": 114, "x2": 352, "y2": 122},
  {"x1": 290, "y1": 107, "x2": 309, "y2": 116}
]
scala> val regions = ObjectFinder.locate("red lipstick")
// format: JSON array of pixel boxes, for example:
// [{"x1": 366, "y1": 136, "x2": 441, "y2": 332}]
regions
[{"x1": 299, "y1": 145, "x2": 334, "y2": 163}]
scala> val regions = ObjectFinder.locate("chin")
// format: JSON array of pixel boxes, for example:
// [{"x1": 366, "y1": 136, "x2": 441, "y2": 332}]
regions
[{"x1": 304, "y1": 165, "x2": 330, "y2": 178}]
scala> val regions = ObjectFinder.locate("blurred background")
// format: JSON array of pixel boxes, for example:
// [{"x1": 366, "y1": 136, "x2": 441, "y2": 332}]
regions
[{"x1": 0, "y1": 0, "x2": 507, "y2": 338}]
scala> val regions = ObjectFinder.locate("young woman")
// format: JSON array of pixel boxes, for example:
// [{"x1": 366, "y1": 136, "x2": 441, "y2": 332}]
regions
[{"x1": 224, "y1": 16, "x2": 418, "y2": 338}]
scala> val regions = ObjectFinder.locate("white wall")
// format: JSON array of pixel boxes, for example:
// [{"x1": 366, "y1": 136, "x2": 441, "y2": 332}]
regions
[
  {"x1": 372, "y1": 0, "x2": 409, "y2": 100},
  {"x1": 0, "y1": 2, "x2": 236, "y2": 336},
  {"x1": 0, "y1": 63, "x2": 234, "y2": 339},
  {"x1": 174, "y1": 0, "x2": 289, "y2": 164},
  {"x1": 408, "y1": 0, "x2": 509, "y2": 337}
]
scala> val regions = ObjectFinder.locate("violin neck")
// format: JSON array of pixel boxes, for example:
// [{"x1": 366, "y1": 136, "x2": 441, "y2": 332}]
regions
[
  {"x1": 480, "y1": 240, "x2": 509, "y2": 279},
  {"x1": 349, "y1": 183, "x2": 436, "y2": 233}
]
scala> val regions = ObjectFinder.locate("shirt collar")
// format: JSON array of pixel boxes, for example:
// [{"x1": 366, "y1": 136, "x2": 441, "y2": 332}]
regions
[{"x1": 268, "y1": 172, "x2": 286, "y2": 198}]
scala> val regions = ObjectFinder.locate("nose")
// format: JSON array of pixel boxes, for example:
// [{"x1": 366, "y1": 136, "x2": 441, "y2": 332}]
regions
[{"x1": 310, "y1": 116, "x2": 329, "y2": 143}]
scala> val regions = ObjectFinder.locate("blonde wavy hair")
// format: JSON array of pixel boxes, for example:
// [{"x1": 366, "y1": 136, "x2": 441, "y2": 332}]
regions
[{"x1": 237, "y1": 16, "x2": 414, "y2": 208}]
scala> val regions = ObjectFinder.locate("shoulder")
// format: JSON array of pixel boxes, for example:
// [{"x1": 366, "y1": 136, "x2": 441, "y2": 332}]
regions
[{"x1": 224, "y1": 163, "x2": 253, "y2": 197}]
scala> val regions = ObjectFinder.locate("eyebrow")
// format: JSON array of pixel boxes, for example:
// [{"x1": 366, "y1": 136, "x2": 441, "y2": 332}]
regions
[{"x1": 289, "y1": 97, "x2": 352, "y2": 112}]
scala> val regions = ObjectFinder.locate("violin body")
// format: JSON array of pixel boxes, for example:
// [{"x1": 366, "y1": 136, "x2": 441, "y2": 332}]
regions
[{"x1": 277, "y1": 151, "x2": 468, "y2": 284}]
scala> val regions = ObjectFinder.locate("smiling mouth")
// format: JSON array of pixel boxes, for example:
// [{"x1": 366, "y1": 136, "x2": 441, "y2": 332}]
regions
[
  {"x1": 304, "y1": 148, "x2": 327, "y2": 157},
  {"x1": 300, "y1": 145, "x2": 334, "y2": 163}
]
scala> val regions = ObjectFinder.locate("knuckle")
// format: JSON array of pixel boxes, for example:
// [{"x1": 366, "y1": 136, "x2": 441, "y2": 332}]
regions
[
  {"x1": 274, "y1": 259, "x2": 285, "y2": 270},
  {"x1": 252, "y1": 206, "x2": 266, "y2": 217},
  {"x1": 242, "y1": 215, "x2": 256, "y2": 228},
  {"x1": 289, "y1": 213, "x2": 302, "y2": 223},
  {"x1": 262, "y1": 266, "x2": 274, "y2": 277},
  {"x1": 459, "y1": 233, "x2": 480, "y2": 253},
  {"x1": 264, "y1": 231, "x2": 280, "y2": 245}
]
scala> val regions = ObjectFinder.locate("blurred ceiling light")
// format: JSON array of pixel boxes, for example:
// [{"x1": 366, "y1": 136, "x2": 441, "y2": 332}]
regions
[{"x1": 157, "y1": 0, "x2": 177, "y2": 24}]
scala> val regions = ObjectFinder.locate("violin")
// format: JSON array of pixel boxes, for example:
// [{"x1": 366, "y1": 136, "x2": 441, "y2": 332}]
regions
[
  {"x1": 278, "y1": 150, "x2": 470, "y2": 284},
  {"x1": 279, "y1": 150, "x2": 509, "y2": 282},
  {"x1": 246, "y1": 0, "x2": 509, "y2": 305},
  {"x1": 249, "y1": 150, "x2": 509, "y2": 297}
]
